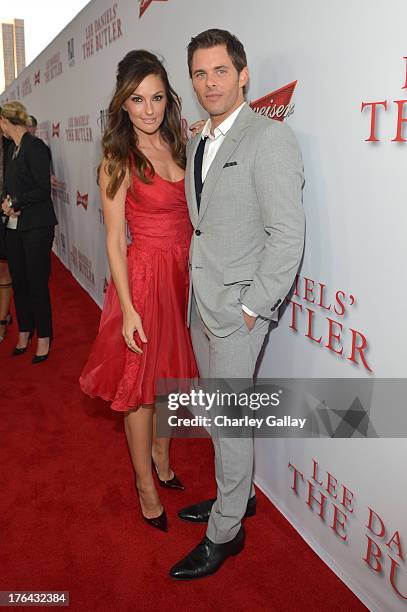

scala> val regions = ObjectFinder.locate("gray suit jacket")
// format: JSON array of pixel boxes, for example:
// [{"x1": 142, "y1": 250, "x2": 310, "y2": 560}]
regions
[{"x1": 185, "y1": 103, "x2": 305, "y2": 337}]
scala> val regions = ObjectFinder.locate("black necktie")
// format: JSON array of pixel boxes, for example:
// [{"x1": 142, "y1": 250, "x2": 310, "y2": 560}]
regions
[{"x1": 194, "y1": 137, "x2": 207, "y2": 213}]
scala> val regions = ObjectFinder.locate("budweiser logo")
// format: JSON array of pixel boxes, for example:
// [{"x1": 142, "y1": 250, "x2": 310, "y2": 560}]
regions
[
  {"x1": 139, "y1": 0, "x2": 168, "y2": 18},
  {"x1": 34, "y1": 70, "x2": 40, "y2": 85},
  {"x1": 76, "y1": 191, "x2": 89, "y2": 210},
  {"x1": 52, "y1": 122, "x2": 60, "y2": 137},
  {"x1": 250, "y1": 80, "x2": 297, "y2": 122}
]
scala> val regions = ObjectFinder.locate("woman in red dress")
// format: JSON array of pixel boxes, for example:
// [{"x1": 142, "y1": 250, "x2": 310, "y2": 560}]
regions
[{"x1": 80, "y1": 50, "x2": 198, "y2": 532}]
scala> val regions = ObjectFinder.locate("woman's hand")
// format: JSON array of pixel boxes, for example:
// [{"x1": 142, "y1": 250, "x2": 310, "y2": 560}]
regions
[
  {"x1": 189, "y1": 119, "x2": 206, "y2": 137},
  {"x1": 122, "y1": 307, "x2": 147, "y2": 354}
]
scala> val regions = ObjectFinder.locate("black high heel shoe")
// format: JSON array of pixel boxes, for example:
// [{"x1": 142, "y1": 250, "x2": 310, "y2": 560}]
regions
[
  {"x1": 134, "y1": 476, "x2": 168, "y2": 532},
  {"x1": 152, "y1": 461, "x2": 185, "y2": 491},
  {"x1": 32, "y1": 337, "x2": 52, "y2": 364},
  {"x1": 12, "y1": 331, "x2": 33, "y2": 356},
  {"x1": 142, "y1": 508, "x2": 168, "y2": 532}
]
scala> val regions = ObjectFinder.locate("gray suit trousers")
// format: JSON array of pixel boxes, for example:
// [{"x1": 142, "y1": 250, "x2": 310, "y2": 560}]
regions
[{"x1": 190, "y1": 296, "x2": 269, "y2": 543}]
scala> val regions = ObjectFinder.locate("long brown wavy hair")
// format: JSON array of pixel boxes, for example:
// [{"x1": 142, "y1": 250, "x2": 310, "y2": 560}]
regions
[{"x1": 100, "y1": 50, "x2": 186, "y2": 198}]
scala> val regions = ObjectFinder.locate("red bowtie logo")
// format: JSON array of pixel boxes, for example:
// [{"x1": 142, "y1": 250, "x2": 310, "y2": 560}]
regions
[
  {"x1": 139, "y1": 0, "x2": 168, "y2": 18},
  {"x1": 76, "y1": 192, "x2": 89, "y2": 210},
  {"x1": 52, "y1": 122, "x2": 60, "y2": 137},
  {"x1": 34, "y1": 71, "x2": 40, "y2": 85}
]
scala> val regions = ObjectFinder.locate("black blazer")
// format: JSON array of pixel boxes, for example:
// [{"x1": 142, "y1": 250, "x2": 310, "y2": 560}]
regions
[
  {"x1": 4, "y1": 132, "x2": 58, "y2": 231},
  {"x1": 0, "y1": 136, "x2": 11, "y2": 194}
]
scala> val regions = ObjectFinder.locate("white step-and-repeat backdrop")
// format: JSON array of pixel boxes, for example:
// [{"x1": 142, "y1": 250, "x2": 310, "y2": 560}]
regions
[{"x1": 2, "y1": 1, "x2": 406, "y2": 609}]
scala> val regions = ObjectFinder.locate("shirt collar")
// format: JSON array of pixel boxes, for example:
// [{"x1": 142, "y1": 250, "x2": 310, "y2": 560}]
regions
[{"x1": 201, "y1": 102, "x2": 246, "y2": 141}]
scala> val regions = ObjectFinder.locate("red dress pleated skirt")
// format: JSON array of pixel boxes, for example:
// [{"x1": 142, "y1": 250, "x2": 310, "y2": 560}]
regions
[{"x1": 79, "y1": 172, "x2": 198, "y2": 411}]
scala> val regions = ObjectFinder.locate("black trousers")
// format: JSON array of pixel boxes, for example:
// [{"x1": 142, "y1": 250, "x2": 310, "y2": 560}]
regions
[{"x1": 6, "y1": 226, "x2": 55, "y2": 338}]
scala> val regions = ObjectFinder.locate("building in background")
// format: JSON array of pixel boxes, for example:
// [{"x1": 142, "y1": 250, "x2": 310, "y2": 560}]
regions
[{"x1": 0, "y1": 19, "x2": 25, "y2": 93}]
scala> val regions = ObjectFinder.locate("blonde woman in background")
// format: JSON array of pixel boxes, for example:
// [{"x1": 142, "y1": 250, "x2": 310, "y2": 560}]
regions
[
  {"x1": 0, "y1": 101, "x2": 58, "y2": 362},
  {"x1": 0, "y1": 127, "x2": 13, "y2": 342}
]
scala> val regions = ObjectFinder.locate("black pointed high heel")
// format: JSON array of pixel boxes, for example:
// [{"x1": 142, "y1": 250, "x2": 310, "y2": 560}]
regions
[
  {"x1": 32, "y1": 337, "x2": 53, "y2": 364},
  {"x1": 142, "y1": 508, "x2": 168, "y2": 532},
  {"x1": 134, "y1": 475, "x2": 168, "y2": 532},
  {"x1": 152, "y1": 461, "x2": 185, "y2": 491},
  {"x1": 12, "y1": 331, "x2": 33, "y2": 356}
]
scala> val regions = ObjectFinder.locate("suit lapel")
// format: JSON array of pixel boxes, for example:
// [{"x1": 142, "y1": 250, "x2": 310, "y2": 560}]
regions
[
  {"x1": 198, "y1": 104, "x2": 254, "y2": 223},
  {"x1": 185, "y1": 135, "x2": 201, "y2": 227}
]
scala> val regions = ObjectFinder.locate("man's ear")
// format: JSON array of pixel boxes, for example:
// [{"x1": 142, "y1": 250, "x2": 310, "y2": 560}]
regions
[{"x1": 239, "y1": 66, "x2": 249, "y2": 89}]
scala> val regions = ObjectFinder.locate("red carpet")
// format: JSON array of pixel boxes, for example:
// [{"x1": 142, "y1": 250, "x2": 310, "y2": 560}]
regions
[{"x1": 0, "y1": 256, "x2": 367, "y2": 611}]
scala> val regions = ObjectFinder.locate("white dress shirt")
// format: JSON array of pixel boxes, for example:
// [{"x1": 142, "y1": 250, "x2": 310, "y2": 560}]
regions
[
  {"x1": 201, "y1": 102, "x2": 245, "y2": 181},
  {"x1": 200, "y1": 102, "x2": 258, "y2": 318},
  {"x1": 7, "y1": 216, "x2": 18, "y2": 229}
]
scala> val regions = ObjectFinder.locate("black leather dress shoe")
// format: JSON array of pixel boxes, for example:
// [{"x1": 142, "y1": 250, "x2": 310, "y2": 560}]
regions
[
  {"x1": 178, "y1": 495, "x2": 256, "y2": 523},
  {"x1": 169, "y1": 526, "x2": 245, "y2": 580}
]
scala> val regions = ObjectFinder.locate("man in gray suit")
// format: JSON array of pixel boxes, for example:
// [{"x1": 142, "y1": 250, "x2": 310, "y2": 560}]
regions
[{"x1": 170, "y1": 29, "x2": 305, "y2": 580}]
